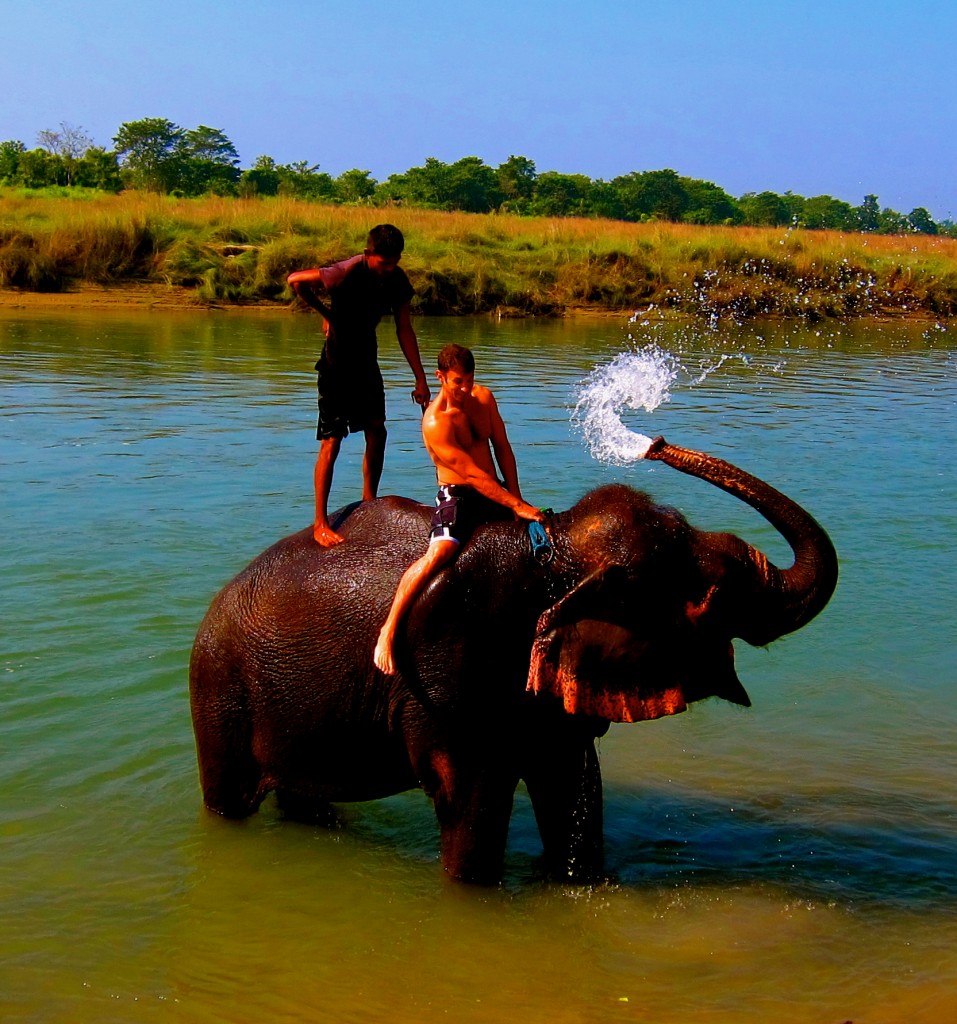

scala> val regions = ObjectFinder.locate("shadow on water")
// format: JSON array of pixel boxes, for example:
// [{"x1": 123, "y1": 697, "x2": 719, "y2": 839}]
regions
[
  {"x1": 276, "y1": 774, "x2": 957, "y2": 913},
  {"x1": 259, "y1": 780, "x2": 957, "y2": 913},
  {"x1": 572, "y1": 784, "x2": 957, "y2": 911}
]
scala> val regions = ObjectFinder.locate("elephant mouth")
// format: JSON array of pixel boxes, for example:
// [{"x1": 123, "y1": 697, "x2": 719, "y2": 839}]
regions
[{"x1": 526, "y1": 618, "x2": 749, "y2": 723}]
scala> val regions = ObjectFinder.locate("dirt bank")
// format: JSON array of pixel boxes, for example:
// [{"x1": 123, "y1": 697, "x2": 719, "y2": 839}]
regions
[
  {"x1": 0, "y1": 284, "x2": 947, "y2": 325},
  {"x1": 0, "y1": 284, "x2": 287, "y2": 313}
]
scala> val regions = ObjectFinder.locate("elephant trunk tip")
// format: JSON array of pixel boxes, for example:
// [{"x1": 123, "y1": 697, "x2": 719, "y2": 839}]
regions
[{"x1": 644, "y1": 436, "x2": 667, "y2": 460}]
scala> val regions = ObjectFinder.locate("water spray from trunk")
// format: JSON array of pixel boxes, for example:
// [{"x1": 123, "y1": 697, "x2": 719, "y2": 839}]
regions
[
  {"x1": 572, "y1": 341, "x2": 756, "y2": 465},
  {"x1": 572, "y1": 347, "x2": 677, "y2": 464}
]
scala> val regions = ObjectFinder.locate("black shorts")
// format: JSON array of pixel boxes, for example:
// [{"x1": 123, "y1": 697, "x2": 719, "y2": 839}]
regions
[
  {"x1": 316, "y1": 359, "x2": 386, "y2": 440},
  {"x1": 429, "y1": 484, "x2": 512, "y2": 545}
]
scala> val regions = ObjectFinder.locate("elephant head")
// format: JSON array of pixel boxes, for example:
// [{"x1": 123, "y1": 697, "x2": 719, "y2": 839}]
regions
[{"x1": 527, "y1": 437, "x2": 838, "y2": 723}]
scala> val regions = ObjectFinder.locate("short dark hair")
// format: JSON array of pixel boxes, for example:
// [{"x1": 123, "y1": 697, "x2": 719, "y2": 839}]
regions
[
  {"x1": 366, "y1": 224, "x2": 405, "y2": 258},
  {"x1": 437, "y1": 344, "x2": 475, "y2": 374}
]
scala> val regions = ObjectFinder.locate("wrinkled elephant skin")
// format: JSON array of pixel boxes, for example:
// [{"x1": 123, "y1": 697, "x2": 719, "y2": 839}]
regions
[{"x1": 189, "y1": 438, "x2": 837, "y2": 883}]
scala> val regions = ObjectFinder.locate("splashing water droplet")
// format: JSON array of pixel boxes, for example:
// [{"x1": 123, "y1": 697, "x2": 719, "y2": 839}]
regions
[{"x1": 572, "y1": 347, "x2": 678, "y2": 465}]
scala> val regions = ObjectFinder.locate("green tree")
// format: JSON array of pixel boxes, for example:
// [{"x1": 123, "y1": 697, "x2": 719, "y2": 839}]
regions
[
  {"x1": 178, "y1": 125, "x2": 240, "y2": 195},
  {"x1": 681, "y1": 178, "x2": 741, "y2": 225},
  {"x1": 779, "y1": 191, "x2": 807, "y2": 224},
  {"x1": 376, "y1": 156, "x2": 499, "y2": 211},
  {"x1": 876, "y1": 206, "x2": 907, "y2": 234},
  {"x1": 856, "y1": 194, "x2": 880, "y2": 232},
  {"x1": 276, "y1": 160, "x2": 334, "y2": 200},
  {"x1": 239, "y1": 155, "x2": 281, "y2": 197},
  {"x1": 905, "y1": 207, "x2": 938, "y2": 235},
  {"x1": 527, "y1": 171, "x2": 593, "y2": 217},
  {"x1": 639, "y1": 168, "x2": 690, "y2": 221},
  {"x1": 390, "y1": 157, "x2": 454, "y2": 208},
  {"x1": 446, "y1": 156, "x2": 501, "y2": 212},
  {"x1": 113, "y1": 118, "x2": 185, "y2": 192},
  {"x1": 588, "y1": 179, "x2": 625, "y2": 220},
  {"x1": 611, "y1": 169, "x2": 690, "y2": 222},
  {"x1": 0, "y1": 140, "x2": 26, "y2": 182},
  {"x1": 334, "y1": 168, "x2": 377, "y2": 203},
  {"x1": 371, "y1": 174, "x2": 407, "y2": 206},
  {"x1": 496, "y1": 155, "x2": 537, "y2": 209},
  {"x1": 17, "y1": 148, "x2": 64, "y2": 188},
  {"x1": 74, "y1": 147, "x2": 122, "y2": 192},
  {"x1": 797, "y1": 194, "x2": 857, "y2": 230},
  {"x1": 36, "y1": 122, "x2": 94, "y2": 185},
  {"x1": 738, "y1": 191, "x2": 791, "y2": 227}
]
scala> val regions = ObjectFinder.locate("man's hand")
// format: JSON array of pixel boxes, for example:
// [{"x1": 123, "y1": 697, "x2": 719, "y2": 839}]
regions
[
  {"x1": 513, "y1": 500, "x2": 545, "y2": 522},
  {"x1": 412, "y1": 379, "x2": 431, "y2": 409}
]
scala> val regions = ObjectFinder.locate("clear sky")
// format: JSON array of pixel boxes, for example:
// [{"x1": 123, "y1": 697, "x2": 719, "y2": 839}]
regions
[{"x1": 2, "y1": 0, "x2": 954, "y2": 219}]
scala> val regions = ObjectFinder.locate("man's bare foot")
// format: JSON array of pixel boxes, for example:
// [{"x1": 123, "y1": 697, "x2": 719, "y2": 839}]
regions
[
  {"x1": 313, "y1": 523, "x2": 345, "y2": 546},
  {"x1": 373, "y1": 626, "x2": 396, "y2": 675}
]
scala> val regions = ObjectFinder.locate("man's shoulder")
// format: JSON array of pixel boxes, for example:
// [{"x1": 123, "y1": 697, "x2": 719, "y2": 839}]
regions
[
  {"x1": 471, "y1": 384, "x2": 498, "y2": 407},
  {"x1": 320, "y1": 254, "x2": 364, "y2": 289},
  {"x1": 324, "y1": 257, "x2": 413, "y2": 305},
  {"x1": 423, "y1": 400, "x2": 464, "y2": 439},
  {"x1": 423, "y1": 399, "x2": 451, "y2": 429}
]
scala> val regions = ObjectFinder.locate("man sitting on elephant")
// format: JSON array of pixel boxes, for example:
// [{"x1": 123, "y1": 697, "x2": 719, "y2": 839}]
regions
[{"x1": 373, "y1": 344, "x2": 544, "y2": 675}]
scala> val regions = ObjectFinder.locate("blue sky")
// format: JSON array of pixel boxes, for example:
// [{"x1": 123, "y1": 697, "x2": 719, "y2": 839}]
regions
[{"x1": 2, "y1": 0, "x2": 954, "y2": 219}]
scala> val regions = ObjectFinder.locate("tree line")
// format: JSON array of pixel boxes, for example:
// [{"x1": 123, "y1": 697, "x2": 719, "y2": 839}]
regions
[{"x1": 1, "y1": 118, "x2": 951, "y2": 237}]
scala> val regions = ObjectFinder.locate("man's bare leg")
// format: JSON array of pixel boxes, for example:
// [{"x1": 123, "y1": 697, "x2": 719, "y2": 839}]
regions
[
  {"x1": 362, "y1": 421, "x2": 387, "y2": 502},
  {"x1": 374, "y1": 539, "x2": 458, "y2": 674},
  {"x1": 314, "y1": 437, "x2": 344, "y2": 546}
]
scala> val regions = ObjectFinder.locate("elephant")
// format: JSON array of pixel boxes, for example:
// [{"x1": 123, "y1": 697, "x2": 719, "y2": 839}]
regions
[{"x1": 189, "y1": 437, "x2": 838, "y2": 883}]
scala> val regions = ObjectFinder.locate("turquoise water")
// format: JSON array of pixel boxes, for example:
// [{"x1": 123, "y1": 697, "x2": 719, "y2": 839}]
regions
[{"x1": 2, "y1": 308, "x2": 955, "y2": 1023}]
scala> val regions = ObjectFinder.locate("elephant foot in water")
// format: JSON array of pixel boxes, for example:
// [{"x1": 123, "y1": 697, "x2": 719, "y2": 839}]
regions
[{"x1": 525, "y1": 737, "x2": 606, "y2": 884}]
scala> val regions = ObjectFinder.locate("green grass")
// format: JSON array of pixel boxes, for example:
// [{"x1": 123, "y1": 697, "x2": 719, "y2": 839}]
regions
[{"x1": 2, "y1": 189, "x2": 956, "y2": 318}]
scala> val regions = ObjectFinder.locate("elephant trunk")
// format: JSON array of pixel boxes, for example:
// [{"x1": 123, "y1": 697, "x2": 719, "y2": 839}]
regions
[{"x1": 644, "y1": 436, "x2": 838, "y2": 643}]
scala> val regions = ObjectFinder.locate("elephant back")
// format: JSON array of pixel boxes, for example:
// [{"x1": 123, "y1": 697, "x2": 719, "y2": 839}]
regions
[
  {"x1": 334, "y1": 495, "x2": 432, "y2": 552},
  {"x1": 190, "y1": 496, "x2": 435, "y2": 716}
]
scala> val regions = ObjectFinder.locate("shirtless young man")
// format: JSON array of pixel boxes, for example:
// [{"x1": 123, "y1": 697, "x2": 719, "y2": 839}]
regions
[{"x1": 373, "y1": 344, "x2": 544, "y2": 675}]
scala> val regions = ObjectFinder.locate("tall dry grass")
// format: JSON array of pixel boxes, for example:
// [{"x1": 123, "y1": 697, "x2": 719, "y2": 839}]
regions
[{"x1": 2, "y1": 189, "x2": 956, "y2": 317}]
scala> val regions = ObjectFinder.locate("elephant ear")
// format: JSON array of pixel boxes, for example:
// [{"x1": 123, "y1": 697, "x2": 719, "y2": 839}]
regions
[{"x1": 527, "y1": 567, "x2": 751, "y2": 723}]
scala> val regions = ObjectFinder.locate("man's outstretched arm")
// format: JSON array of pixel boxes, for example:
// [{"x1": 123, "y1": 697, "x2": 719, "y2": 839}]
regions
[{"x1": 394, "y1": 304, "x2": 430, "y2": 408}]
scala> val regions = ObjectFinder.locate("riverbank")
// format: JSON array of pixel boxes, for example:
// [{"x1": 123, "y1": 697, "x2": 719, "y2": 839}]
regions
[
  {"x1": 0, "y1": 281, "x2": 632, "y2": 316},
  {"x1": 0, "y1": 282, "x2": 948, "y2": 326},
  {"x1": 0, "y1": 282, "x2": 207, "y2": 311},
  {"x1": 2, "y1": 191, "x2": 956, "y2": 319}
]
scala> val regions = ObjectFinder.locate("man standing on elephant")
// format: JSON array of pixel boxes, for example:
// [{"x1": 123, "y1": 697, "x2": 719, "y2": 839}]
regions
[
  {"x1": 288, "y1": 224, "x2": 431, "y2": 546},
  {"x1": 374, "y1": 344, "x2": 544, "y2": 675}
]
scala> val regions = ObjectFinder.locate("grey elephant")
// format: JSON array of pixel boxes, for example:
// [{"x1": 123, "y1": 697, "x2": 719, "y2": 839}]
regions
[{"x1": 189, "y1": 437, "x2": 838, "y2": 883}]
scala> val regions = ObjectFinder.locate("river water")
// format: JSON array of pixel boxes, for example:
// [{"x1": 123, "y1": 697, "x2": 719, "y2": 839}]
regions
[{"x1": 1, "y1": 308, "x2": 955, "y2": 1023}]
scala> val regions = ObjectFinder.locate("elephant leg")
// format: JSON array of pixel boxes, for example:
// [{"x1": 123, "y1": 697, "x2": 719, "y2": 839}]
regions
[
  {"x1": 192, "y1": 712, "x2": 266, "y2": 819},
  {"x1": 523, "y1": 738, "x2": 604, "y2": 882},
  {"x1": 426, "y1": 750, "x2": 518, "y2": 884}
]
